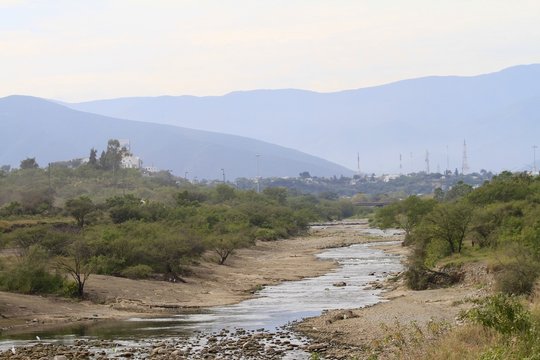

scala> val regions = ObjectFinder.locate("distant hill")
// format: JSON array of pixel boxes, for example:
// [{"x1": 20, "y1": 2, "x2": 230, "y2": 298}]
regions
[
  {"x1": 0, "y1": 96, "x2": 353, "y2": 179},
  {"x1": 67, "y1": 64, "x2": 540, "y2": 173}
]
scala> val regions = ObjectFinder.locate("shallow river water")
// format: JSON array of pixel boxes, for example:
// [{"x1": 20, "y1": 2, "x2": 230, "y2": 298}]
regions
[{"x1": 0, "y1": 233, "x2": 403, "y2": 357}]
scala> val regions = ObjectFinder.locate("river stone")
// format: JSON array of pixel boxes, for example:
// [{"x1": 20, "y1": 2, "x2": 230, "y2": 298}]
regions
[{"x1": 307, "y1": 343, "x2": 327, "y2": 351}]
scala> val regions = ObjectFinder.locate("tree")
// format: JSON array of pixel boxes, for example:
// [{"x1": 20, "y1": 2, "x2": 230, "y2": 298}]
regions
[
  {"x1": 434, "y1": 187, "x2": 445, "y2": 202},
  {"x1": 56, "y1": 238, "x2": 95, "y2": 298},
  {"x1": 200, "y1": 206, "x2": 253, "y2": 265},
  {"x1": 88, "y1": 148, "x2": 98, "y2": 166},
  {"x1": 20, "y1": 157, "x2": 39, "y2": 169},
  {"x1": 208, "y1": 222, "x2": 252, "y2": 265},
  {"x1": 98, "y1": 139, "x2": 128, "y2": 170},
  {"x1": 374, "y1": 195, "x2": 436, "y2": 240},
  {"x1": 175, "y1": 190, "x2": 206, "y2": 207},
  {"x1": 106, "y1": 194, "x2": 144, "y2": 223},
  {"x1": 263, "y1": 187, "x2": 288, "y2": 205},
  {"x1": 425, "y1": 202, "x2": 473, "y2": 253},
  {"x1": 65, "y1": 196, "x2": 95, "y2": 228},
  {"x1": 445, "y1": 181, "x2": 473, "y2": 201},
  {"x1": 214, "y1": 184, "x2": 236, "y2": 202}
]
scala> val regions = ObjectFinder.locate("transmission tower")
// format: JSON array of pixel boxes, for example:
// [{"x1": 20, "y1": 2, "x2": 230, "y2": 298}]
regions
[
  {"x1": 462, "y1": 140, "x2": 469, "y2": 175},
  {"x1": 446, "y1": 145, "x2": 450, "y2": 174},
  {"x1": 425, "y1": 150, "x2": 430, "y2": 174},
  {"x1": 533, "y1": 145, "x2": 538, "y2": 174},
  {"x1": 399, "y1": 153, "x2": 402, "y2": 174}
]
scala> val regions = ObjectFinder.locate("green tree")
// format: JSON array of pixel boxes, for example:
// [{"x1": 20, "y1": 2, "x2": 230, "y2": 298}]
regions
[
  {"x1": 20, "y1": 157, "x2": 39, "y2": 169},
  {"x1": 214, "y1": 184, "x2": 236, "y2": 203},
  {"x1": 444, "y1": 181, "x2": 473, "y2": 201},
  {"x1": 424, "y1": 202, "x2": 473, "y2": 253},
  {"x1": 263, "y1": 187, "x2": 288, "y2": 205},
  {"x1": 65, "y1": 196, "x2": 95, "y2": 228},
  {"x1": 88, "y1": 148, "x2": 98, "y2": 166},
  {"x1": 99, "y1": 139, "x2": 128, "y2": 171},
  {"x1": 374, "y1": 195, "x2": 436, "y2": 240}
]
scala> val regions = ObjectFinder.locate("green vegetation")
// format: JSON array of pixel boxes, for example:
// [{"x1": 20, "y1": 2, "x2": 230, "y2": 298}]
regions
[
  {"x1": 0, "y1": 149, "x2": 361, "y2": 299},
  {"x1": 374, "y1": 171, "x2": 540, "y2": 358},
  {"x1": 237, "y1": 171, "x2": 492, "y2": 198}
]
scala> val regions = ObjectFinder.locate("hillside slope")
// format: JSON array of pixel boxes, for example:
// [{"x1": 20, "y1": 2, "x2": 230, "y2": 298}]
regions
[
  {"x1": 68, "y1": 64, "x2": 540, "y2": 173},
  {"x1": 0, "y1": 96, "x2": 353, "y2": 179}
]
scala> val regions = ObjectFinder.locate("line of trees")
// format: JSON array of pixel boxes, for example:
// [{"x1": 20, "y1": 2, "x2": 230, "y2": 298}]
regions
[
  {"x1": 0, "y1": 172, "x2": 359, "y2": 298},
  {"x1": 374, "y1": 172, "x2": 540, "y2": 294}
]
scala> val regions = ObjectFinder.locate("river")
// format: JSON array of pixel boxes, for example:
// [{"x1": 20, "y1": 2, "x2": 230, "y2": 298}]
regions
[{"x1": 0, "y1": 232, "x2": 403, "y2": 358}]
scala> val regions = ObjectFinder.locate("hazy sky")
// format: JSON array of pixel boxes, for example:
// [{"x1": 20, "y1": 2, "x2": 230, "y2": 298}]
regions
[{"x1": 1, "y1": 0, "x2": 539, "y2": 101}]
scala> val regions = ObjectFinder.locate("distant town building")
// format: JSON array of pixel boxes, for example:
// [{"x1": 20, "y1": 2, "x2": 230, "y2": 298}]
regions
[
  {"x1": 382, "y1": 174, "x2": 400, "y2": 182},
  {"x1": 121, "y1": 155, "x2": 142, "y2": 169},
  {"x1": 143, "y1": 165, "x2": 159, "y2": 173}
]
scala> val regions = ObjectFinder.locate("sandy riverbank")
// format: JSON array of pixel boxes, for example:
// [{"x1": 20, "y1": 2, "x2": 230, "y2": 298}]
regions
[
  {"x1": 295, "y1": 256, "x2": 493, "y2": 359},
  {"x1": 0, "y1": 220, "x2": 398, "y2": 336}
]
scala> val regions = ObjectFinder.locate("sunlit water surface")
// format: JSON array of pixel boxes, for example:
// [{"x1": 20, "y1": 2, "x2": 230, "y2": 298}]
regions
[{"x1": 0, "y1": 232, "x2": 403, "y2": 352}]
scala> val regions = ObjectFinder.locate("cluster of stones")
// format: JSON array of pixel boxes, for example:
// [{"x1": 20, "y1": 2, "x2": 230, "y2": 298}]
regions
[
  {"x1": 148, "y1": 328, "x2": 311, "y2": 359},
  {"x1": 0, "y1": 328, "x2": 316, "y2": 359}
]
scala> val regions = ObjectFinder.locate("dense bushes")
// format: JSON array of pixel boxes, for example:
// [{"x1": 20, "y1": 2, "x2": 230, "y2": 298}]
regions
[
  {"x1": 0, "y1": 245, "x2": 67, "y2": 295},
  {"x1": 0, "y1": 167, "x2": 362, "y2": 298},
  {"x1": 465, "y1": 294, "x2": 540, "y2": 359},
  {"x1": 376, "y1": 172, "x2": 540, "y2": 293}
]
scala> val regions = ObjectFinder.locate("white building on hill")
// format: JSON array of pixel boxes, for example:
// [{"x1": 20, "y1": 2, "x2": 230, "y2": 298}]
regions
[{"x1": 121, "y1": 155, "x2": 142, "y2": 169}]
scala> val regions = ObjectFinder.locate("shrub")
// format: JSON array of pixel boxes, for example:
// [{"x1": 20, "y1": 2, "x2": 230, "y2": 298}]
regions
[
  {"x1": 0, "y1": 264, "x2": 65, "y2": 294},
  {"x1": 91, "y1": 255, "x2": 126, "y2": 275},
  {"x1": 62, "y1": 281, "x2": 80, "y2": 298},
  {"x1": 254, "y1": 228, "x2": 280, "y2": 241},
  {"x1": 466, "y1": 294, "x2": 531, "y2": 336},
  {"x1": 0, "y1": 245, "x2": 66, "y2": 294},
  {"x1": 405, "y1": 262, "x2": 432, "y2": 290},
  {"x1": 495, "y1": 261, "x2": 539, "y2": 295},
  {"x1": 120, "y1": 264, "x2": 153, "y2": 279}
]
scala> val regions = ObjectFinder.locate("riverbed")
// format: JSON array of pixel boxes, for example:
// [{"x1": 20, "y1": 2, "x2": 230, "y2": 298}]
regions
[{"x1": 0, "y1": 234, "x2": 403, "y2": 359}]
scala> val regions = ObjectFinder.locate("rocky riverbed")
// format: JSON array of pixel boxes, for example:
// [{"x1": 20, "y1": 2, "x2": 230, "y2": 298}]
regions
[{"x1": 0, "y1": 326, "x2": 316, "y2": 359}]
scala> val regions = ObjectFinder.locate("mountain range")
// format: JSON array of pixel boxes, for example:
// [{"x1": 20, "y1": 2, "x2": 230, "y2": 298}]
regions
[
  {"x1": 0, "y1": 96, "x2": 353, "y2": 179},
  {"x1": 2, "y1": 64, "x2": 540, "y2": 178},
  {"x1": 66, "y1": 64, "x2": 540, "y2": 174}
]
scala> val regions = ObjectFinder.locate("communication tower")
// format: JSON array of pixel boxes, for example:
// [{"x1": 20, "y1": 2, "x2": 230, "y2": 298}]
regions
[{"x1": 462, "y1": 140, "x2": 469, "y2": 175}]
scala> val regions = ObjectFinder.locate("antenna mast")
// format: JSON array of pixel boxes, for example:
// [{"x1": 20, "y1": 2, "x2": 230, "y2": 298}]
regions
[
  {"x1": 446, "y1": 145, "x2": 450, "y2": 174},
  {"x1": 399, "y1": 153, "x2": 403, "y2": 174},
  {"x1": 462, "y1": 140, "x2": 469, "y2": 175},
  {"x1": 533, "y1": 145, "x2": 538, "y2": 174},
  {"x1": 425, "y1": 150, "x2": 430, "y2": 174},
  {"x1": 357, "y1": 152, "x2": 360, "y2": 174}
]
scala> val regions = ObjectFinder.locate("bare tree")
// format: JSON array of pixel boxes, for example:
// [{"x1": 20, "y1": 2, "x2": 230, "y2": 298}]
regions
[{"x1": 56, "y1": 239, "x2": 94, "y2": 298}]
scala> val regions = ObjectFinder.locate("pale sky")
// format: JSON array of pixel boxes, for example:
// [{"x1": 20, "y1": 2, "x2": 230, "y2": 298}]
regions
[{"x1": 1, "y1": 0, "x2": 539, "y2": 101}]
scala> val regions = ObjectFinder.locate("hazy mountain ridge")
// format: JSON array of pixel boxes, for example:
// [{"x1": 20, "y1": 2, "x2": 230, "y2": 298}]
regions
[
  {"x1": 0, "y1": 96, "x2": 353, "y2": 179},
  {"x1": 67, "y1": 64, "x2": 540, "y2": 173}
]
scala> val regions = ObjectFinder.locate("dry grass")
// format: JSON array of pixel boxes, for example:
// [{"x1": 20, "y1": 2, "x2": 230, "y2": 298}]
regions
[
  {"x1": 378, "y1": 283, "x2": 540, "y2": 360},
  {"x1": 366, "y1": 321, "x2": 499, "y2": 360}
]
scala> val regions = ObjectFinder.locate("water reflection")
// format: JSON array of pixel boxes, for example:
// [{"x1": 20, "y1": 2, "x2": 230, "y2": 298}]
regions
[{"x1": 1, "y1": 239, "x2": 402, "y2": 343}]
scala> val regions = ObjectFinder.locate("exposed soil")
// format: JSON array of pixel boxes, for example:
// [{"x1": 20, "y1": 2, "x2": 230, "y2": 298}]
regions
[
  {"x1": 295, "y1": 258, "x2": 494, "y2": 359},
  {"x1": 0, "y1": 221, "x2": 495, "y2": 359},
  {"x1": 0, "y1": 220, "x2": 391, "y2": 336}
]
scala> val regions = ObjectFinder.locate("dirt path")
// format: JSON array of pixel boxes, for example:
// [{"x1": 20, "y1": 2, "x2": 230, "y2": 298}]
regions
[{"x1": 0, "y1": 220, "x2": 396, "y2": 335}]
